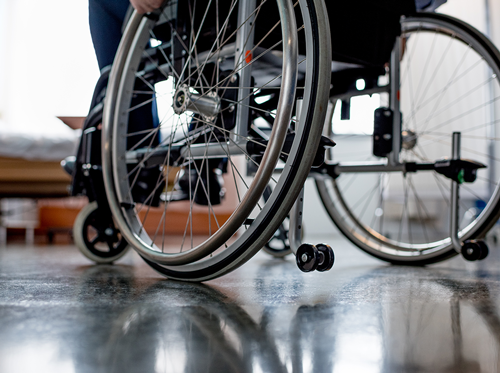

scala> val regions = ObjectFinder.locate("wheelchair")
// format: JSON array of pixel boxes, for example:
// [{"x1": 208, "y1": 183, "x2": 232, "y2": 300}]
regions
[{"x1": 70, "y1": 0, "x2": 500, "y2": 281}]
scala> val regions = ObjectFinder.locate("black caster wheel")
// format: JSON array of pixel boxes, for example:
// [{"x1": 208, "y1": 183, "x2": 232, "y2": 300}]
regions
[
  {"x1": 315, "y1": 243, "x2": 335, "y2": 272},
  {"x1": 264, "y1": 220, "x2": 292, "y2": 258},
  {"x1": 262, "y1": 185, "x2": 293, "y2": 258},
  {"x1": 477, "y1": 240, "x2": 489, "y2": 260},
  {"x1": 461, "y1": 240, "x2": 487, "y2": 261},
  {"x1": 73, "y1": 201, "x2": 130, "y2": 264},
  {"x1": 296, "y1": 244, "x2": 319, "y2": 272}
]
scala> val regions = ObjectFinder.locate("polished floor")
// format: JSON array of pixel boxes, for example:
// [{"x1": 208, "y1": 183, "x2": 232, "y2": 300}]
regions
[{"x1": 1, "y1": 233, "x2": 500, "y2": 373}]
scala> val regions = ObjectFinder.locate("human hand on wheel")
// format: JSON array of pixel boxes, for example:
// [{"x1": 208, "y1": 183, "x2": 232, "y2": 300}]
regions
[{"x1": 130, "y1": 0, "x2": 163, "y2": 14}]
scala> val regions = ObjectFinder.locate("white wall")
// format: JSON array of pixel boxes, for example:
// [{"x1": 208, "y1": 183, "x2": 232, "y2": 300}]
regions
[
  {"x1": 0, "y1": 0, "x2": 99, "y2": 135},
  {"x1": 438, "y1": 0, "x2": 486, "y2": 33},
  {"x1": 491, "y1": 0, "x2": 500, "y2": 46}
]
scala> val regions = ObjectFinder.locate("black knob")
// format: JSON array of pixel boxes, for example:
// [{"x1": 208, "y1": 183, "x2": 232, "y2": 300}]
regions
[
  {"x1": 477, "y1": 240, "x2": 489, "y2": 260},
  {"x1": 296, "y1": 244, "x2": 319, "y2": 272},
  {"x1": 316, "y1": 243, "x2": 335, "y2": 272},
  {"x1": 461, "y1": 240, "x2": 482, "y2": 261}
]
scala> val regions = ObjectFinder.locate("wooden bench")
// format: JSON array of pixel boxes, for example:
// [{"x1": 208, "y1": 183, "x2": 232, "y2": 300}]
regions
[{"x1": 0, "y1": 156, "x2": 71, "y2": 198}]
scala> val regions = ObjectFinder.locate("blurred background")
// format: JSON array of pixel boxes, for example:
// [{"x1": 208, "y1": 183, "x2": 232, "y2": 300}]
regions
[
  {"x1": 0, "y1": 0, "x2": 498, "y2": 244},
  {"x1": 0, "y1": 0, "x2": 98, "y2": 133}
]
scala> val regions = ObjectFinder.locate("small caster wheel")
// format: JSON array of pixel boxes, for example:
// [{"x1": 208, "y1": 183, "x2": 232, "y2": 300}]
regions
[
  {"x1": 296, "y1": 244, "x2": 319, "y2": 272},
  {"x1": 73, "y1": 201, "x2": 129, "y2": 264},
  {"x1": 477, "y1": 240, "x2": 489, "y2": 260},
  {"x1": 461, "y1": 240, "x2": 483, "y2": 261},
  {"x1": 264, "y1": 219, "x2": 292, "y2": 258},
  {"x1": 316, "y1": 243, "x2": 335, "y2": 272}
]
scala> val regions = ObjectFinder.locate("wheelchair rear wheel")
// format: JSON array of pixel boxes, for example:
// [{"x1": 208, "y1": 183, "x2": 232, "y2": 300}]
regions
[
  {"x1": 102, "y1": 0, "x2": 331, "y2": 280},
  {"x1": 317, "y1": 13, "x2": 500, "y2": 265}
]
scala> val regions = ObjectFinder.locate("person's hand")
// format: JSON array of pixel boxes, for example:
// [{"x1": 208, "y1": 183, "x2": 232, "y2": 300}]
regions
[{"x1": 130, "y1": 0, "x2": 163, "y2": 14}]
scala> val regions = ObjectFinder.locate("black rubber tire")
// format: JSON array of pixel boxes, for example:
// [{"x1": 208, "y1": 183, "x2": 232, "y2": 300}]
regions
[
  {"x1": 477, "y1": 240, "x2": 489, "y2": 261},
  {"x1": 73, "y1": 201, "x2": 129, "y2": 264},
  {"x1": 316, "y1": 243, "x2": 334, "y2": 272},
  {"x1": 296, "y1": 244, "x2": 319, "y2": 272}
]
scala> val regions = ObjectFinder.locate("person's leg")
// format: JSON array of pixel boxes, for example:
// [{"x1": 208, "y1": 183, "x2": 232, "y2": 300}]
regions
[
  {"x1": 88, "y1": 0, "x2": 158, "y2": 147},
  {"x1": 89, "y1": 0, "x2": 130, "y2": 70},
  {"x1": 88, "y1": 0, "x2": 161, "y2": 203},
  {"x1": 415, "y1": 0, "x2": 447, "y2": 12}
]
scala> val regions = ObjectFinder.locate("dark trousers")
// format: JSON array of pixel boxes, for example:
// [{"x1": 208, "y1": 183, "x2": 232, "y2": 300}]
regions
[
  {"x1": 89, "y1": 0, "x2": 130, "y2": 70},
  {"x1": 88, "y1": 0, "x2": 158, "y2": 146}
]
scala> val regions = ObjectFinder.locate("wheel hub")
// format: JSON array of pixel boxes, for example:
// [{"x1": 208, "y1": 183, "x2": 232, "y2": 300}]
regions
[
  {"x1": 172, "y1": 84, "x2": 221, "y2": 120},
  {"x1": 402, "y1": 130, "x2": 417, "y2": 150}
]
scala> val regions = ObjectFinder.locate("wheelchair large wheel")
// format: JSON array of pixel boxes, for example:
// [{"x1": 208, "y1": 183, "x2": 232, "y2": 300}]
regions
[
  {"x1": 102, "y1": 0, "x2": 331, "y2": 281},
  {"x1": 317, "y1": 13, "x2": 500, "y2": 265}
]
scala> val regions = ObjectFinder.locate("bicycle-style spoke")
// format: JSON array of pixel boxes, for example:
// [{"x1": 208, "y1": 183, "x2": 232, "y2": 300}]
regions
[
  {"x1": 412, "y1": 34, "x2": 455, "y2": 114},
  {"x1": 403, "y1": 57, "x2": 487, "y2": 126},
  {"x1": 405, "y1": 29, "x2": 436, "y2": 114},
  {"x1": 420, "y1": 47, "x2": 474, "y2": 132}
]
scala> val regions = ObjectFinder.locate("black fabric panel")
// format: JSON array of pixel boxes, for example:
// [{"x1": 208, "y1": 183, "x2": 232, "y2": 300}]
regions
[{"x1": 326, "y1": 0, "x2": 416, "y2": 66}]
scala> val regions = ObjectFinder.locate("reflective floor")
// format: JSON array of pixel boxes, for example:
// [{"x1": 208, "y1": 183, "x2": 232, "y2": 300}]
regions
[{"x1": 1, "y1": 234, "x2": 500, "y2": 373}]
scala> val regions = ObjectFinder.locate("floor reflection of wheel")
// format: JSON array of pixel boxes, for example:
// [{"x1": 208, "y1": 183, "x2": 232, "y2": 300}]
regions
[
  {"x1": 102, "y1": 283, "x2": 287, "y2": 373},
  {"x1": 73, "y1": 201, "x2": 129, "y2": 264}
]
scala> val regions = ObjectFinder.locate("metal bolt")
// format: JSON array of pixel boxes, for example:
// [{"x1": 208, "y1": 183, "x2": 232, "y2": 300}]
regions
[
  {"x1": 104, "y1": 228, "x2": 114, "y2": 236},
  {"x1": 230, "y1": 74, "x2": 237, "y2": 83},
  {"x1": 301, "y1": 253, "x2": 308, "y2": 263}
]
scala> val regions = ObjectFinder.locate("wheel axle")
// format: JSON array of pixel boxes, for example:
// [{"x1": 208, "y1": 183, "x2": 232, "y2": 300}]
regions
[{"x1": 173, "y1": 84, "x2": 221, "y2": 120}]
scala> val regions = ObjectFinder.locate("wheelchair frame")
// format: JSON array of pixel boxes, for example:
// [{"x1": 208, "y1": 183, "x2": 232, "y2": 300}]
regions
[{"x1": 70, "y1": 1, "x2": 500, "y2": 280}]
